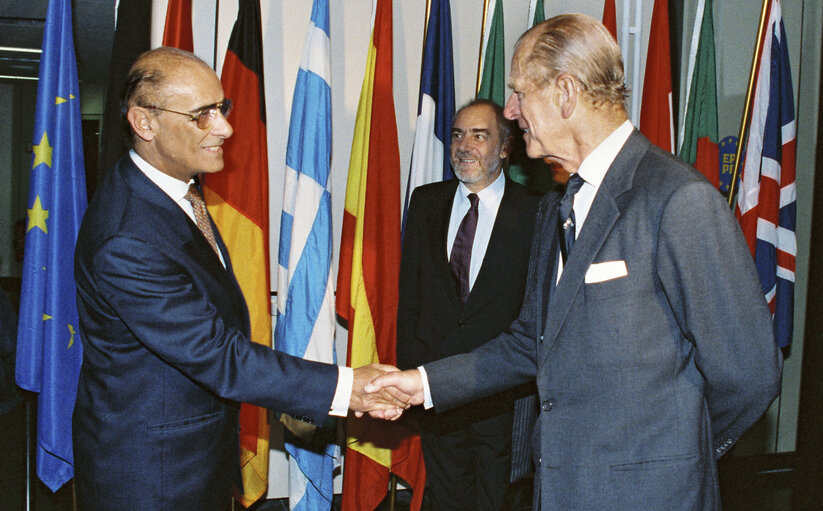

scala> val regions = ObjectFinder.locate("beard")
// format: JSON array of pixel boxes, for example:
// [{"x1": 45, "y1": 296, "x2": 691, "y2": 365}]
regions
[{"x1": 452, "y1": 149, "x2": 503, "y2": 186}]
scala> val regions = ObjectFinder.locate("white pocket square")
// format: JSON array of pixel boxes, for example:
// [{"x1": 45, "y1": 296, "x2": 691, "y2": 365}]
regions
[{"x1": 585, "y1": 260, "x2": 628, "y2": 283}]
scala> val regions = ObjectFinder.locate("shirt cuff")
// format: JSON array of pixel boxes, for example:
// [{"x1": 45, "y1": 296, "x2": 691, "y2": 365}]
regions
[
  {"x1": 418, "y1": 366, "x2": 434, "y2": 409},
  {"x1": 329, "y1": 366, "x2": 354, "y2": 417}
]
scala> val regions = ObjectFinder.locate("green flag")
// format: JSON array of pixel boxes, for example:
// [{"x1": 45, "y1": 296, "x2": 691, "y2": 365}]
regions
[
  {"x1": 678, "y1": 0, "x2": 720, "y2": 189},
  {"x1": 477, "y1": 0, "x2": 506, "y2": 106},
  {"x1": 529, "y1": 0, "x2": 545, "y2": 26},
  {"x1": 479, "y1": 0, "x2": 554, "y2": 192}
]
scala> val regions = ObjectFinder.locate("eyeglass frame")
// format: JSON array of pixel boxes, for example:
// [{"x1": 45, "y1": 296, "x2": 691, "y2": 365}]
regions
[{"x1": 141, "y1": 99, "x2": 233, "y2": 130}]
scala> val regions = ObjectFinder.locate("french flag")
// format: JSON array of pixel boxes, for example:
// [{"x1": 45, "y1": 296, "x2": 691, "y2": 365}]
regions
[
  {"x1": 403, "y1": 0, "x2": 455, "y2": 232},
  {"x1": 735, "y1": 0, "x2": 796, "y2": 348}
]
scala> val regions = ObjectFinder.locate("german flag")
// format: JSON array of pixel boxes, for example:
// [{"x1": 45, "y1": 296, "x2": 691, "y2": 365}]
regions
[
  {"x1": 336, "y1": 1, "x2": 425, "y2": 509},
  {"x1": 201, "y1": 0, "x2": 271, "y2": 506}
]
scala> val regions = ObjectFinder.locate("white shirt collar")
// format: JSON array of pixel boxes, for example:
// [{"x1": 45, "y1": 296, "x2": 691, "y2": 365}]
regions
[
  {"x1": 457, "y1": 169, "x2": 505, "y2": 210},
  {"x1": 575, "y1": 120, "x2": 633, "y2": 187},
  {"x1": 129, "y1": 149, "x2": 193, "y2": 202}
]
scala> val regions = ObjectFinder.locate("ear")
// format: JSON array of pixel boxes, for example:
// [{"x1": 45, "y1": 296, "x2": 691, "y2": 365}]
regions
[
  {"x1": 555, "y1": 74, "x2": 577, "y2": 120},
  {"x1": 499, "y1": 143, "x2": 510, "y2": 160},
  {"x1": 127, "y1": 107, "x2": 156, "y2": 142}
]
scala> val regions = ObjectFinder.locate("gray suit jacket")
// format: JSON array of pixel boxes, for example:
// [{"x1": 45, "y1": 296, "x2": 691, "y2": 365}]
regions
[{"x1": 424, "y1": 130, "x2": 782, "y2": 510}]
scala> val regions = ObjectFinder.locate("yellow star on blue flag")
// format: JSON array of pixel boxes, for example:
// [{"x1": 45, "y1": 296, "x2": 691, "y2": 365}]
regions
[
  {"x1": 32, "y1": 132, "x2": 53, "y2": 169},
  {"x1": 26, "y1": 195, "x2": 49, "y2": 233}
]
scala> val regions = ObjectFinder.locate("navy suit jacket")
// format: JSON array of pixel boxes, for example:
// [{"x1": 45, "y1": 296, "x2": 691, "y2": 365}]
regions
[
  {"x1": 73, "y1": 155, "x2": 339, "y2": 510},
  {"x1": 424, "y1": 131, "x2": 782, "y2": 510}
]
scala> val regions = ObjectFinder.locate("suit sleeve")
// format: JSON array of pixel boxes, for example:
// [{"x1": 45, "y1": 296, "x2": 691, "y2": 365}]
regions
[
  {"x1": 91, "y1": 234, "x2": 338, "y2": 425},
  {"x1": 656, "y1": 181, "x2": 782, "y2": 456}
]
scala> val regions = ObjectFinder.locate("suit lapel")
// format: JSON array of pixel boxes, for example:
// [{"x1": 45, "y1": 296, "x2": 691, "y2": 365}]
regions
[
  {"x1": 466, "y1": 181, "x2": 521, "y2": 311},
  {"x1": 120, "y1": 158, "x2": 237, "y2": 289},
  {"x1": 539, "y1": 130, "x2": 648, "y2": 365}
]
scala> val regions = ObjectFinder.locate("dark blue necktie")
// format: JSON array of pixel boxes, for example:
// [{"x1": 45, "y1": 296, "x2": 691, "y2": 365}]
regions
[
  {"x1": 559, "y1": 173, "x2": 584, "y2": 263},
  {"x1": 450, "y1": 193, "x2": 479, "y2": 303}
]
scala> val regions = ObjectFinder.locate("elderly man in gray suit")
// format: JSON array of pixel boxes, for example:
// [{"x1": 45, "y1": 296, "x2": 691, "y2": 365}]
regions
[{"x1": 366, "y1": 13, "x2": 782, "y2": 510}]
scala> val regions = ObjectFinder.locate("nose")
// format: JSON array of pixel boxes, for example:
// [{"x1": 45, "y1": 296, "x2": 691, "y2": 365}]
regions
[
  {"x1": 211, "y1": 110, "x2": 233, "y2": 139},
  {"x1": 503, "y1": 93, "x2": 520, "y2": 120},
  {"x1": 457, "y1": 135, "x2": 471, "y2": 152}
]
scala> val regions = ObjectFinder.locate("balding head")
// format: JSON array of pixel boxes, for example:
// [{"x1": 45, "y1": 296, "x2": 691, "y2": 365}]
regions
[{"x1": 120, "y1": 47, "x2": 214, "y2": 146}]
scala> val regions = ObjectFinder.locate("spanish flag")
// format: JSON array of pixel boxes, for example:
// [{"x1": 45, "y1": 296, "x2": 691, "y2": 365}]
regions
[
  {"x1": 202, "y1": 0, "x2": 271, "y2": 506},
  {"x1": 336, "y1": 0, "x2": 425, "y2": 508}
]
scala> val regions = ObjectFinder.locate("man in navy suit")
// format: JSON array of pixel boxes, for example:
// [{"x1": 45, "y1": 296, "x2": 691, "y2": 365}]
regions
[
  {"x1": 366, "y1": 14, "x2": 781, "y2": 510},
  {"x1": 73, "y1": 47, "x2": 401, "y2": 511},
  {"x1": 398, "y1": 99, "x2": 546, "y2": 510}
]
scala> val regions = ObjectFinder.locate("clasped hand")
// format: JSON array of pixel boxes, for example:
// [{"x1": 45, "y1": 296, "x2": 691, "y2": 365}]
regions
[{"x1": 349, "y1": 364, "x2": 425, "y2": 421}]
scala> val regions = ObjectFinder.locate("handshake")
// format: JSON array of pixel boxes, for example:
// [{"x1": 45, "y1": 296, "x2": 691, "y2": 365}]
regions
[{"x1": 348, "y1": 364, "x2": 426, "y2": 420}]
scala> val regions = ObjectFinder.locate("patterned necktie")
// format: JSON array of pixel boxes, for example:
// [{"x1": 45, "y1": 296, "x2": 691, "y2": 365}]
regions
[
  {"x1": 450, "y1": 193, "x2": 479, "y2": 303},
  {"x1": 559, "y1": 173, "x2": 584, "y2": 263},
  {"x1": 184, "y1": 184, "x2": 221, "y2": 257}
]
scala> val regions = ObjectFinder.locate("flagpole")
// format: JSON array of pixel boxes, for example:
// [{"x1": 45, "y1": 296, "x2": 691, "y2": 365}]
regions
[
  {"x1": 727, "y1": 0, "x2": 770, "y2": 207},
  {"x1": 418, "y1": 0, "x2": 433, "y2": 89},
  {"x1": 24, "y1": 397, "x2": 32, "y2": 511},
  {"x1": 476, "y1": 0, "x2": 491, "y2": 95},
  {"x1": 212, "y1": 0, "x2": 220, "y2": 70},
  {"x1": 424, "y1": 0, "x2": 432, "y2": 42}
]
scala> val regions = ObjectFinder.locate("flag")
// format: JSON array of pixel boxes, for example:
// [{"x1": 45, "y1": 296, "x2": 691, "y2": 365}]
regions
[
  {"x1": 404, "y1": 0, "x2": 455, "y2": 225},
  {"x1": 677, "y1": 0, "x2": 720, "y2": 189},
  {"x1": 99, "y1": 0, "x2": 151, "y2": 173},
  {"x1": 528, "y1": 0, "x2": 545, "y2": 26},
  {"x1": 603, "y1": 0, "x2": 617, "y2": 40},
  {"x1": 275, "y1": 0, "x2": 339, "y2": 508},
  {"x1": 15, "y1": 0, "x2": 87, "y2": 491},
  {"x1": 639, "y1": 0, "x2": 674, "y2": 153},
  {"x1": 162, "y1": 0, "x2": 193, "y2": 51},
  {"x1": 477, "y1": 0, "x2": 506, "y2": 106},
  {"x1": 201, "y1": 0, "x2": 271, "y2": 505},
  {"x1": 735, "y1": 0, "x2": 796, "y2": 348},
  {"x1": 337, "y1": 0, "x2": 425, "y2": 509}
]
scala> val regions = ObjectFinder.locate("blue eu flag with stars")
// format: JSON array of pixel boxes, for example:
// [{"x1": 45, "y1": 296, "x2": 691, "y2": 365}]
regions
[{"x1": 15, "y1": 0, "x2": 88, "y2": 492}]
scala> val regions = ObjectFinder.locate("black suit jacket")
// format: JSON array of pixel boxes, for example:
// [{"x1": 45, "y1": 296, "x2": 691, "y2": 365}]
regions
[
  {"x1": 397, "y1": 177, "x2": 543, "y2": 369},
  {"x1": 73, "y1": 154, "x2": 339, "y2": 511},
  {"x1": 397, "y1": 177, "x2": 546, "y2": 480}
]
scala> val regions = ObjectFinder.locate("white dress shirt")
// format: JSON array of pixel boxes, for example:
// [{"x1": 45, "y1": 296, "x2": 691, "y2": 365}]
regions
[
  {"x1": 129, "y1": 150, "x2": 353, "y2": 417},
  {"x1": 557, "y1": 120, "x2": 634, "y2": 280},
  {"x1": 446, "y1": 170, "x2": 506, "y2": 292}
]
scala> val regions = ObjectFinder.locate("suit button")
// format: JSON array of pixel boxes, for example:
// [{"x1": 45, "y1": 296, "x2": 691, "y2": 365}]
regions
[
  {"x1": 541, "y1": 399, "x2": 555, "y2": 411},
  {"x1": 457, "y1": 320, "x2": 464, "y2": 327}
]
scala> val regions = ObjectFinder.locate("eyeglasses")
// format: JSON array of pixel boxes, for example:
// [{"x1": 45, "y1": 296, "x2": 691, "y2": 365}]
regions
[{"x1": 142, "y1": 99, "x2": 233, "y2": 129}]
